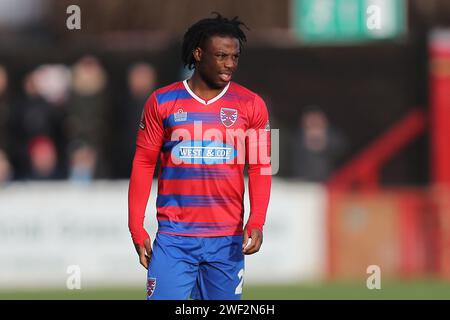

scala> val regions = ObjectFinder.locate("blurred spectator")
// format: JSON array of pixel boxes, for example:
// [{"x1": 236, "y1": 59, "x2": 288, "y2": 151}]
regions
[
  {"x1": 0, "y1": 65, "x2": 10, "y2": 151},
  {"x1": 0, "y1": 65, "x2": 13, "y2": 184},
  {"x1": 68, "y1": 140, "x2": 97, "y2": 184},
  {"x1": 33, "y1": 64, "x2": 71, "y2": 107},
  {"x1": 128, "y1": 63, "x2": 157, "y2": 99},
  {"x1": 117, "y1": 62, "x2": 157, "y2": 177},
  {"x1": 0, "y1": 149, "x2": 12, "y2": 185},
  {"x1": 292, "y1": 106, "x2": 348, "y2": 182},
  {"x1": 65, "y1": 55, "x2": 111, "y2": 178},
  {"x1": 26, "y1": 135, "x2": 64, "y2": 180},
  {"x1": 33, "y1": 64, "x2": 71, "y2": 174},
  {"x1": 9, "y1": 69, "x2": 59, "y2": 179},
  {"x1": 21, "y1": 70, "x2": 53, "y2": 136}
]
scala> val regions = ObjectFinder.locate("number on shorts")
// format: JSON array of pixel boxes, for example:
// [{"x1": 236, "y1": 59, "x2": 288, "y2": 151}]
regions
[{"x1": 235, "y1": 268, "x2": 244, "y2": 294}]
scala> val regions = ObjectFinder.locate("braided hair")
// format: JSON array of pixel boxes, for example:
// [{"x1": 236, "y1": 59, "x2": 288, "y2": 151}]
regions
[{"x1": 182, "y1": 12, "x2": 248, "y2": 70}]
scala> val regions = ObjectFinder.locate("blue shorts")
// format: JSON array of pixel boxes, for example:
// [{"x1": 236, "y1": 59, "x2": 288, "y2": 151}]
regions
[{"x1": 146, "y1": 232, "x2": 245, "y2": 300}]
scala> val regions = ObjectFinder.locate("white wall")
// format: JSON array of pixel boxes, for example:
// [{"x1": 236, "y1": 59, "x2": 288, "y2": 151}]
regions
[
  {"x1": 0, "y1": 179, "x2": 326, "y2": 289},
  {"x1": 243, "y1": 180, "x2": 327, "y2": 284}
]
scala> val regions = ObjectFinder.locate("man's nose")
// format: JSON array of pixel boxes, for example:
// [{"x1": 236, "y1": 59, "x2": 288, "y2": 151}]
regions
[{"x1": 224, "y1": 56, "x2": 236, "y2": 69}]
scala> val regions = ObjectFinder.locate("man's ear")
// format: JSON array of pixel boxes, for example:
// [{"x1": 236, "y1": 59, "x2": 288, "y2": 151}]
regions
[{"x1": 193, "y1": 47, "x2": 202, "y2": 64}]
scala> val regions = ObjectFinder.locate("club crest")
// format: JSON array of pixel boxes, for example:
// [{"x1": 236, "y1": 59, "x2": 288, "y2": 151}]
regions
[
  {"x1": 220, "y1": 108, "x2": 238, "y2": 127},
  {"x1": 147, "y1": 277, "x2": 156, "y2": 298}
]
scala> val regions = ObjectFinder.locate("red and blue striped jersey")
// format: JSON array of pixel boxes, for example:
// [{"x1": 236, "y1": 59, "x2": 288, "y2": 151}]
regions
[{"x1": 134, "y1": 80, "x2": 271, "y2": 238}]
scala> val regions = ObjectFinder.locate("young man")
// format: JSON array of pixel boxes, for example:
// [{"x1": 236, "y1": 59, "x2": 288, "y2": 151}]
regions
[{"x1": 128, "y1": 13, "x2": 271, "y2": 300}]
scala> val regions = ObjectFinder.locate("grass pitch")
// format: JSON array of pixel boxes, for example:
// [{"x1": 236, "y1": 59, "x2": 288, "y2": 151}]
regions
[{"x1": 1, "y1": 280, "x2": 450, "y2": 300}]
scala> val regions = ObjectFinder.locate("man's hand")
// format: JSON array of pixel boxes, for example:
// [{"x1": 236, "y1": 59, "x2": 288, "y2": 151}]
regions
[
  {"x1": 134, "y1": 238, "x2": 152, "y2": 269},
  {"x1": 242, "y1": 227, "x2": 263, "y2": 255}
]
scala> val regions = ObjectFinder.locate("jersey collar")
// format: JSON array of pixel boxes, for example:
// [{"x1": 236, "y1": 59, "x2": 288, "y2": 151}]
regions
[{"x1": 183, "y1": 79, "x2": 230, "y2": 105}]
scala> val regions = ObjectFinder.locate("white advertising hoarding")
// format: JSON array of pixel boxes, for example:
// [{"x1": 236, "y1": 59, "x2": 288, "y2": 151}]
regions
[{"x1": 0, "y1": 179, "x2": 326, "y2": 289}]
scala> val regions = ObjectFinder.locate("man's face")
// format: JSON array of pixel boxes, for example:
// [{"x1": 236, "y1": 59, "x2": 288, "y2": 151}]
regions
[{"x1": 194, "y1": 35, "x2": 240, "y2": 89}]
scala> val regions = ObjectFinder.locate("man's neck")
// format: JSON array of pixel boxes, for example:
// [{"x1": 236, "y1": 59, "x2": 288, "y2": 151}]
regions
[{"x1": 187, "y1": 72, "x2": 225, "y2": 102}]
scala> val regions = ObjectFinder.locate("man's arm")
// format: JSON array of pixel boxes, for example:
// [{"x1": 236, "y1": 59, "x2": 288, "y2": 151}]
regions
[
  {"x1": 243, "y1": 163, "x2": 271, "y2": 254},
  {"x1": 128, "y1": 92, "x2": 164, "y2": 269},
  {"x1": 243, "y1": 94, "x2": 272, "y2": 255},
  {"x1": 128, "y1": 145, "x2": 159, "y2": 268}
]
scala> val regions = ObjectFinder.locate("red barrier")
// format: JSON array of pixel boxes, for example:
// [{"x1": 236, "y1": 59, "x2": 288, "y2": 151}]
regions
[
  {"x1": 430, "y1": 30, "x2": 450, "y2": 186},
  {"x1": 325, "y1": 29, "x2": 450, "y2": 281},
  {"x1": 326, "y1": 187, "x2": 450, "y2": 280},
  {"x1": 326, "y1": 110, "x2": 426, "y2": 191}
]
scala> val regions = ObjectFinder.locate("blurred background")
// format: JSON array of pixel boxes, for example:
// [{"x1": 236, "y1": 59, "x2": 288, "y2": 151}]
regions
[{"x1": 1, "y1": 0, "x2": 450, "y2": 299}]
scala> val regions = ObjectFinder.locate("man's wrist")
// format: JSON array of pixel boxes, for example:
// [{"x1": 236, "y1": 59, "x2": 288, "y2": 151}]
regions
[
  {"x1": 131, "y1": 229, "x2": 150, "y2": 246},
  {"x1": 245, "y1": 223, "x2": 263, "y2": 236}
]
